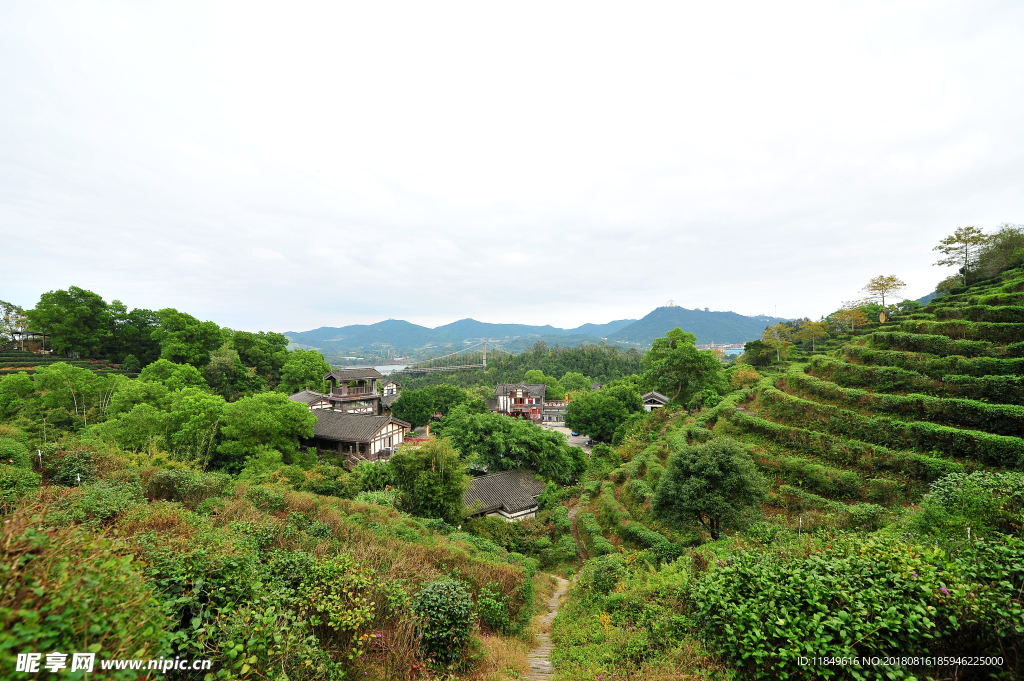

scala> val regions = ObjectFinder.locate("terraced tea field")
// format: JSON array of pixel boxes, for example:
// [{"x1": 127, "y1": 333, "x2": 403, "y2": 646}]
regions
[{"x1": 0, "y1": 350, "x2": 134, "y2": 377}]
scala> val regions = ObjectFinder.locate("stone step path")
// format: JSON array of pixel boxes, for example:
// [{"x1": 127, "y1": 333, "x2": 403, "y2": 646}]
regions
[{"x1": 522, "y1": 575, "x2": 570, "y2": 681}]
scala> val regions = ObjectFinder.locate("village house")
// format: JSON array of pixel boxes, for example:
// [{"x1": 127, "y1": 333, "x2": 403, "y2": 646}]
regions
[
  {"x1": 287, "y1": 389, "x2": 332, "y2": 410},
  {"x1": 303, "y1": 411, "x2": 411, "y2": 467},
  {"x1": 463, "y1": 469, "x2": 548, "y2": 521},
  {"x1": 642, "y1": 391, "x2": 670, "y2": 411},
  {"x1": 380, "y1": 377, "x2": 400, "y2": 415},
  {"x1": 488, "y1": 383, "x2": 547, "y2": 422},
  {"x1": 325, "y1": 368, "x2": 382, "y2": 414},
  {"x1": 541, "y1": 399, "x2": 567, "y2": 426}
]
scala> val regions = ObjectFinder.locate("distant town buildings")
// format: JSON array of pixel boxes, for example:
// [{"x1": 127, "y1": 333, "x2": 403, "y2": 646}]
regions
[{"x1": 488, "y1": 383, "x2": 547, "y2": 422}]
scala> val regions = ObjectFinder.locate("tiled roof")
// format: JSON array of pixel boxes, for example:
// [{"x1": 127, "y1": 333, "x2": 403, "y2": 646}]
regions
[
  {"x1": 381, "y1": 393, "x2": 400, "y2": 408},
  {"x1": 493, "y1": 383, "x2": 547, "y2": 398},
  {"x1": 642, "y1": 391, "x2": 670, "y2": 404},
  {"x1": 288, "y1": 390, "x2": 330, "y2": 404},
  {"x1": 464, "y1": 469, "x2": 547, "y2": 515},
  {"x1": 325, "y1": 367, "x2": 383, "y2": 382},
  {"x1": 313, "y1": 411, "x2": 410, "y2": 442}
]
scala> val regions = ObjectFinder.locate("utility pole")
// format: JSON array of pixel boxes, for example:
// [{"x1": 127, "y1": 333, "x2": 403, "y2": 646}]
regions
[{"x1": 482, "y1": 339, "x2": 487, "y2": 369}]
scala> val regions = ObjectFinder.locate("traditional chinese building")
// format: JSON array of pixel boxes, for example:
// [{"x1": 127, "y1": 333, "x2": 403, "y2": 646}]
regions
[
  {"x1": 490, "y1": 383, "x2": 547, "y2": 422},
  {"x1": 642, "y1": 390, "x2": 670, "y2": 411},
  {"x1": 463, "y1": 469, "x2": 547, "y2": 521},
  {"x1": 325, "y1": 368, "x2": 382, "y2": 414},
  {"x1": 304, "y1": 411, "x2": 411, "y2": 467}
]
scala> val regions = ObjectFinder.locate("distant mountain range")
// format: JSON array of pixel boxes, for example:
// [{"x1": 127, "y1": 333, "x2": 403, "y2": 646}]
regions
[{"x1": 285, "y1": 307, "x2": 784, "y2": 358}]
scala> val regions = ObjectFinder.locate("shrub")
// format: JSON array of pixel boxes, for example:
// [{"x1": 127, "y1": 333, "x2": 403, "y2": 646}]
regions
[
  {"x1": 412, "y1": 579, "x2": 475, "y2": 665},
  {"x1": 549, "y1": 504, "x2": 572, "y2": 533},
  {"x1": 477, "y1": 582, "x2": 511, "y2": 633},
  {"x1": 46, "y1": 449, "x2": 95, "y2": 487},
  {"x1": 618, "y1": 522, "x2": 681, "y2": 562},
  {"x1": 730, "y1": 365, "x2": 763, "y2": 390},
  {"x1": 0, "y1": 465, "x2": 40, "y2": 511},
  {"x1": 0, "y1": 521, "x2": 172, "y2": 667},
  {"x1": 48, "y1": 480, "x2": 144, "y2": 527},
  {"x1": 692, "y1": 536, "x2": 1022, "y2": 678},
  {"x1": 866, "y1": 477, "x2": 900, "y2": 504},
  {"x1": 913, "y1": 471, "x2": 1024, "y2": 540},
  {"x1": 301, "y1": 465, "x2": 359, "y2": 499},
  {"x1": 0, "y1": 436, "x2": 32, "y2": 468},
  {"x1": 356, "y1": 489, "x2": 398, "y2": 507},
  {"x1": 351, "y1": 460, "x2": 396, "y2": 491},
  {"x1": 578, "y1": 513, "x2": 615, "y2": 556},
  {"x1": 146, "y1": 467, "x2": 232, "y2": 508},
  {"x1": 243, "y1": 485, "x2": 286, "y2": 512}
]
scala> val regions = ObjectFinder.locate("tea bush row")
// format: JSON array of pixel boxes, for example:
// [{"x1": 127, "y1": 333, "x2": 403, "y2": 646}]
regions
[
  {"x1": 727, "y1": 409, "x2": 965, "y2": 481},
  {"x1": 843, "y1": 344, "x2": 1024, "y2": 378},
  {"x1": 786, "y1": 370, "x2": 1024, "y2": 435},
  {"x1": 759, "y1": 387, "x2": 1024, "y2": 466},
  {"x1": 617, "y1": 522, "x2": 682, "y2": 562},
  {"x1": 934, "y1": 304, "x2": 1024, "y2": 323},
  {"x1": 578, "y1": 512, "x2": 615, "y2": 556},
  {"x1": 755, "y1": 452, "x2": 862, "y2": 500},
  {"x1": 868, "y1": 331, "x2": 994, "y2": 357},
  {"x1": 810, "y1": 356, "x2": 1024, "y2": 404},
  {"x1": 896, "y1": 319, "x2": 1024, "y2": 344},
  {"x1": 692, "y1": 535, "x2": 1024, "y2": 679}
]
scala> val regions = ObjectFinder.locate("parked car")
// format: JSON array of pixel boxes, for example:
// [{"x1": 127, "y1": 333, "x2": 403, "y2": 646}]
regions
[{"x1": 571, "y1": 431, "x2": 580, "y2": 436}]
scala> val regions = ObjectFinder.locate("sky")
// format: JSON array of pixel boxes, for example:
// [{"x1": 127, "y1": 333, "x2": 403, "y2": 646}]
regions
[{"x1": 2, "y1": 1, "x2": 1023, "y2": 332}]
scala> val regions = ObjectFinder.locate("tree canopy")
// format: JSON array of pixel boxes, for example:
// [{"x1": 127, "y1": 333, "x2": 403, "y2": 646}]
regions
[
  {"x1": 435, "y1": 405, "x2": 586, "y2": 484},
  {"x1": 641, "y1": 328, "x2": 723, "y2": 402},
  {"x1": 564, "y1": 384, "x2": 643, "y2": 443},
  {"x1": 652, "y1": 438, "x2": 767, "y2": 540},
  {"x1": 389, "y1": 437, "x2": 469, "y2": 524}
]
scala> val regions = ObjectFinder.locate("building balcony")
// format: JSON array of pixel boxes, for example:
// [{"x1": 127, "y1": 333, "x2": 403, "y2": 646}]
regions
[{"x1": 331, "y1": 387, "x2": 377, "y2": 398}]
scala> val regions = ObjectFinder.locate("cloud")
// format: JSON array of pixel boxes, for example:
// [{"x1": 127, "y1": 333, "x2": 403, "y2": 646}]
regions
[{"x1": 1, "y1": 1, "x2": 1023, "y2": 332}]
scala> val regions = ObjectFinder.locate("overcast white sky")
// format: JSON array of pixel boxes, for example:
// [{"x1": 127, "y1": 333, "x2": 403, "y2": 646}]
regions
[{"x1": 2, "y1": 1, "x2": 1023, "y2": 332}]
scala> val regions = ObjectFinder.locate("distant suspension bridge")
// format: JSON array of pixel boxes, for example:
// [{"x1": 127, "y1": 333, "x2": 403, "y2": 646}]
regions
[{"x1": 390, "y1": 340, "x2": 508, "y2": 373}]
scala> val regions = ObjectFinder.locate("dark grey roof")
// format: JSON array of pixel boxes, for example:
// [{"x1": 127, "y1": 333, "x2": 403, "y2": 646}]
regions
[
  {"x1": 289, "y1": 389, "x2": 330, "y2": 404},
  {"x1": 464, "y1": 469, "x2": 547, "y2": 515},
  {"x1": 381, "y1": 393, "x2": 400, "y2": 408},
  {"x1": 325, "y1": 368, "x2": 383, "y2": 382},
  {"x1": 591, "y1": 383, "x2": 603, "y2": 390},
  {"x1": 642, "y1": 391, "x2": 670, "y2": 404},
  {"x1": 313, "y1": 411, "x2": 410, "y2": 442},
  {"x1": 380, "y1": 377, "x2": 400, "y2": 386},
  {"x1": 493, "y1": 383, "x2": 547, "y2": 398}
]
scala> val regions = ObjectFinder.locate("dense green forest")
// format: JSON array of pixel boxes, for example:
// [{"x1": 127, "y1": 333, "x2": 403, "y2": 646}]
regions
[{"x1": 2, "y1": 224, "x2": 1023, "y2": 679}]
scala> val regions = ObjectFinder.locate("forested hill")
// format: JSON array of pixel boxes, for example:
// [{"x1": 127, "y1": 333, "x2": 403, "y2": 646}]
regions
[
  {"x1": 285, "y1": 309, "x2": 782, "y2": 354},
  {"x1": 284, "y1": 317, "x2": 637, "y2": 349},
  {"x1": 608, "y1": 307, "x2": 785, "y2": 345}
]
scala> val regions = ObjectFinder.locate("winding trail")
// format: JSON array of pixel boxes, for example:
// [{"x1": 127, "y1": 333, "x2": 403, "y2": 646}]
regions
[{"x1": 523, "y1": 575, "x2": 570, "y2": 681}]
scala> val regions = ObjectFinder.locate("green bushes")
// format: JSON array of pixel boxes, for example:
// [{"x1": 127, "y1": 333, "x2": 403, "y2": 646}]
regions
[
  {"x1": 48, "y1": 480, "x2": 144, "y2": 526},
  {"x1": 549, "y1": 504, "x2": 572, "y2": 533},
  {"x1": 1, "y1": 525, "x2": 172, "y2": 668},
  {"x1": 729, "y1": 409, "x2": 964, "y2": 481},
  {"x1": 786, "y1": 369, "x2": 1024, "y2": 435},
  {"x1": 618, "y1": 522, "x2": 681, "y2": 561},
  {"x1": 934, "y1": 304, "x2": 1024, "y2": 323},
  {"x1": 477, "y1": 582, "x2": 512, "y2": 633},
  {"x1": 898, "y1": 319, "x2": 1024, "y2": 344},
  {"x1": 146, "y1": 467, "x2": 233, "y2": 508},
  {"x1": 692, "y1": 535, "x2": 1024, "y2": 678},
  {"x1": 578, "y1": 512, "x2": 615, "y2": 556},
  {"x1": 0, "y1": 465, "x2": 41, "y2": 511},
  {"x1": 843, "y1": 344, "x2": 1024, "y2": 378},
  {"x1": 760, "y1": 386, "x2": 1024, "y2": 466},
  {"x1": 756, "y1": 453, "x2": 861, "y2": 500},
  {"x1": 869, "y1": 331, "x2": 994, "y2": 357},
  {"x1": 911, "y1": 471, "x2": 1024, "y2": 541},
  {"x1": 944, "y1": 374, "x2": 1024, "y2": 405},
  {"x1": 412, "y1": 579, "x2": 475, "y2": 664},
  {"x1": 810, "y1": 355, "x2": 936, "y2": 393}
]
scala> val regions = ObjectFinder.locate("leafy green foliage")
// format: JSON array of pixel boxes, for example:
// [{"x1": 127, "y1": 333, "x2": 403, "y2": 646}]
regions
[
  {"x1": 435, "y1": 405, "x2": 586, "y2": 484},
  {"x1": 653, "y1": 438, "x2": 767, "y2": 539},
  {"x1": 390, "y1": 384, "x2": 480, "y2": 428},
  {"x1": 412, "y1": 579, "x2": 475, "y2": 665},
  {"x1": 151, "y1": 308, "x2": 225, "y2": 368},
  {"x1": 25, "y1": 286, "x2": 112, "y2": 357},
  {"x1": 565, "y1": 385, "x2": 643, "y2": 443},
  {"x1": 389, "y1": 438, "x2": 468, "y2": 524},
  {"x1": 525, "y1": 369, "x2": 566, "y2": 399},
  {"x1": 277, "y1": 348, "x2": 332, "y2": 395},
  {"x1": 215, "y1": 392, "x2": 316, "y2": 472},
  {"x1": 642, "y1": 328, "x2": 724, "y2": 402}
]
